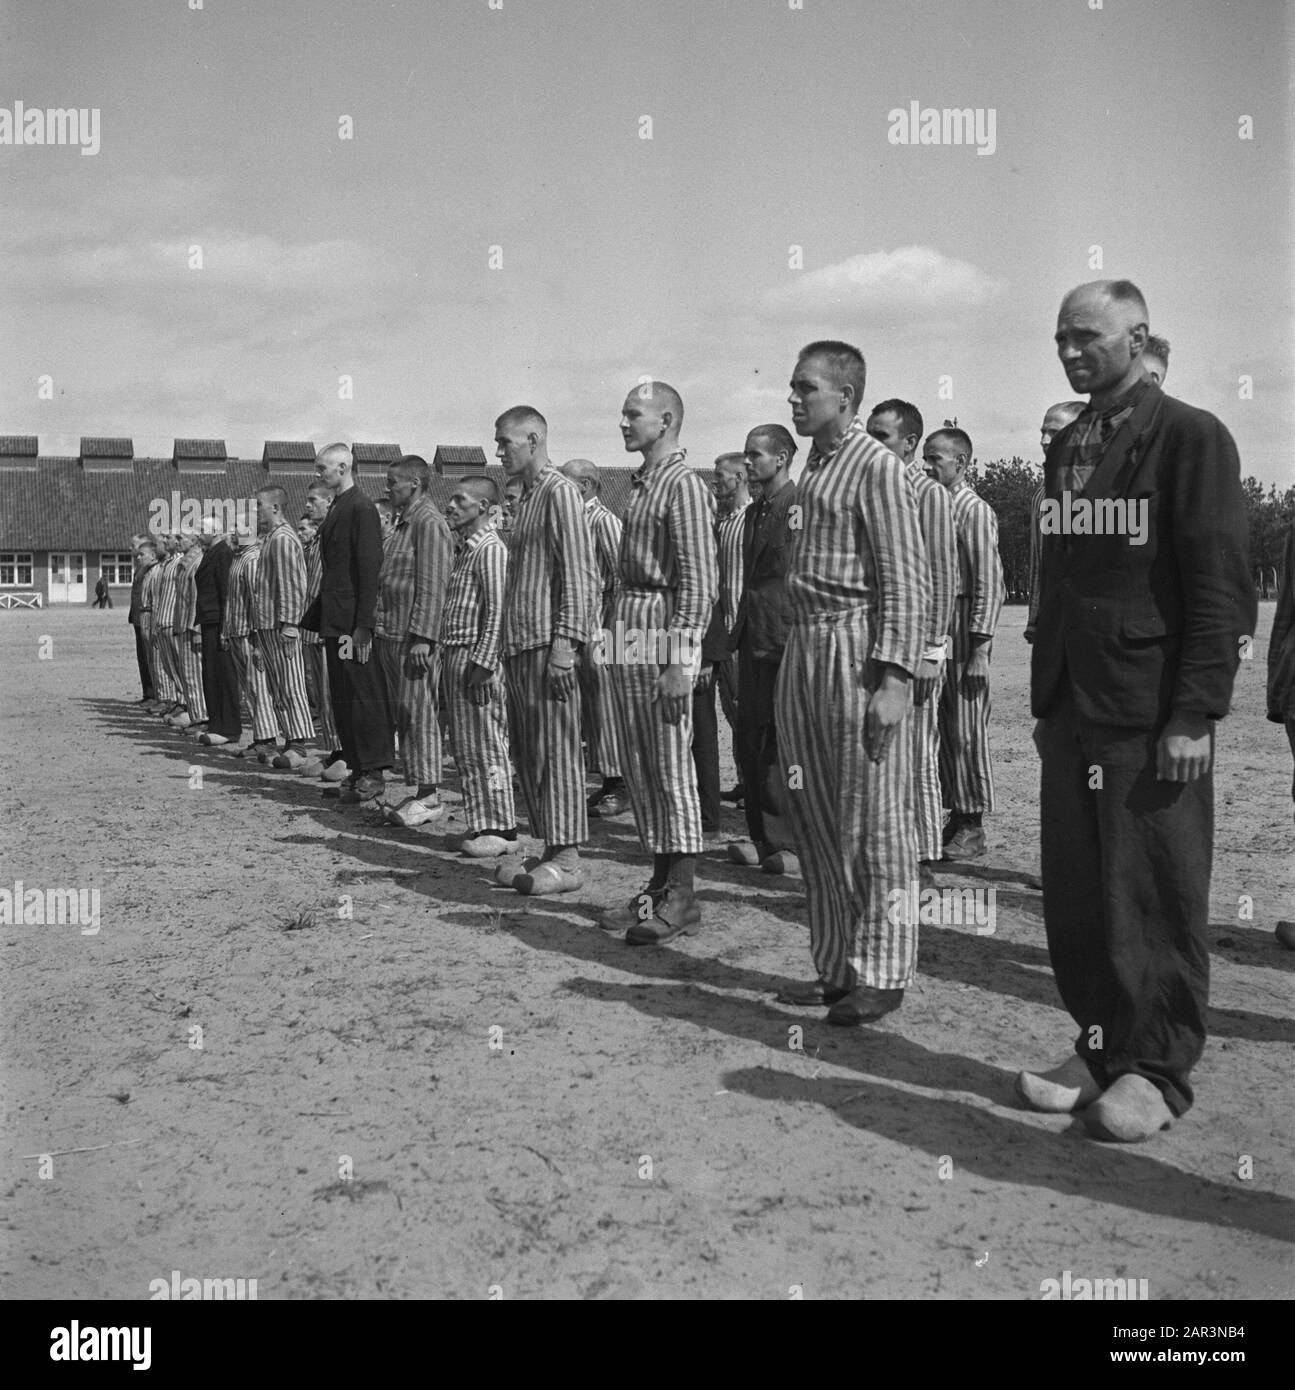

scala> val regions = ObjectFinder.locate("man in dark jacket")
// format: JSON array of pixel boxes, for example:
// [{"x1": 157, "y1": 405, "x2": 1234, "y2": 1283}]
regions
[
  {"x1": 127, "y1": 542, "x2": 156, "y2": 701},
  {"x1": 726, "y1": 424, "x2": 799, "y2": 873},
  {"x1": 1267, "y1": 513, "x2": 1295, "y2": 950},
  {"x1": 193, "y1": 521, "x2": 241, "y2": 746},
  {"x1": 1018, "y1": 279, "x2": 1256, "y2": 1142},
  {"x1": 307, "y1": 442, "x2": 394, "y2": 803}
]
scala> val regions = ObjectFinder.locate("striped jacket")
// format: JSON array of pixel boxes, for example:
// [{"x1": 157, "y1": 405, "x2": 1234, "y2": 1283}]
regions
[
  {"x1": 907, "y1": 460, "x2": 959, "y2": 650},
  {"x1": 138, "y1": 562, "x2": 161, "y2": 620},
  {"x1": 375, "y1": 493, "x2": 454, "y2": 642},
  {"x1": 153, "y1": 555, "x2": 183, "y2": 628},
  {"x1": 440, "y1": 526, "x2": 509, "y2": 671},
  {"x1": 253, "y1": 521, "x2": 308, "y2": 631},
  {"x1": 173, "y1": 549, "x2": 203, "y2": 634},
  {"x1": 948, "y1": 479, "x2": 1005, "y2": 638},
  {"x1": 786, "y1": 417, "x2": 929, "y2": 676},
  {"x1": 502, "y1": 466, "x2": 597, "y2": 657},
  {"x1": 715, "y1": 503, "x2": 749, "y2": 633},
  {"x1": 585, "y1": 495, "x2": 623, "y2": 630},
  {"x1": 617, "y1": 448, "x2": 717, "y2": 649},
  {"x1": 223, "y1": 543, "x2": 262, "y2": 641}
]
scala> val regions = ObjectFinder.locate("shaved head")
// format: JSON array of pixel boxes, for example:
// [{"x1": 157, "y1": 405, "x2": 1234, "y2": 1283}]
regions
[
  {"x1": 457, "y1": 474, "x2": 501, "y2": 507},
  {"x1": 560, "y1": 458, "x2": 602, "y2": 490},
  {"x1": 1060, "y1": 279, "x2": 1149, "y2": 330},
  {"x1": 306, "y1": 479, "x2": 332, "y2": 498},
  {"x1": 256, "y1": 485, "x2": 289, "y2": 511},
  {"x1": 495, "y1": 405, "x2": 547, "y2": 438},
  {"x1": 317, "y1": 442, "x2": 353, "y2": 471},
  {"x1": 391, "y1": 454, "x2": 431, "y2": 492},
  {"x1": 714, "y1": 452, "x2": 746, "y2": 476},
  {"x1": 798, "y1": 339, "x2": 867, "y2": 410}
]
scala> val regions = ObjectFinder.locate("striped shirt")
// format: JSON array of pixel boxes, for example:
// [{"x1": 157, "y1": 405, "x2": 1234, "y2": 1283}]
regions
[
  {"x1": 618, "y1": 448, "x2": 717, "y2": 646},
  {"x1": 375, "y1": 493, "x2": 453, "y2": 642},
  {"x1": 301, "y1": 534, "x2": 323, "y2": 646},
  {"x1": 585, "y1": 495, "x2": 623, "y2": 629},
  {"x1": 1026, "y1": 481, "x2": 1045, "y2": 632},
  {"x1": 440, "y1": 526, "x2": 509, "y2": 671},
  {"x1": 138, "y1": 562, "x2": 160, "y2": 616},
  {"x1": 716, "y1": 503, "x2": 748, "y2": 632},
  {"x1": 948, "y1": 479, "x2": 1006, "y2": 638},
  {"x1": 223, "y1": 542, "x2": 262, "y2": 640},
  {"x1": 173, "y1": 551, "x2": 202, "y2": 632},
  {"x1": 501, "y1": 466, "x2": 597, "y2": 657},
  {"x1": 786, "y1": 416, "x2": 929, "y2": 676},
  {"x1": 253, "y1": 521, "x2": 308, "y2": 631},
  {"x1": 153, "y1": 555, "x2": 183, "y2": 628},
  {"x1": 906, "y1": 460, "x2": 959, "y2": 649}
]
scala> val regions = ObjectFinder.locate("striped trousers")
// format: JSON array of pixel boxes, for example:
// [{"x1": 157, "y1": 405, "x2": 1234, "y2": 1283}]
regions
[
  {"x1": 607, "y1": 589, "x2": 703, "y2": 855},
  {"x1": 441, "y1": 646, "x2": 516, "y2": 833},
  {"x1": 228, "y1": 635, "x2": 278, "y2": 743},
  {"x1": 302, "y1": 637, "x2": 339, "y2": 750},
  {"x1": 151, "y1": 630, "x2": 180, "y2": 704},
  {"x1": 255, "y1": 629, "x2": 314, "y2": 744},
  {"x1": 912, "y1": 664, "x2": 946, "y2": 862},
  {"x1": 174, "y1": 630, "x2": 208, "y2": 722},
  {"x1": 775, "y1": 612, "x2": 919, "y2": 992},
  {"x1": 504, "y1": 645, "x2": 587, "y2": 848},
  {"x1": 938, "y1": 597, "x2": 995, "y2": 814},
  {"x1": 376, "y1": 635, "x2": 442, "y2": 786},
  {"x1": 578, "y1": 631, "x2": 622, "y2": 777}
]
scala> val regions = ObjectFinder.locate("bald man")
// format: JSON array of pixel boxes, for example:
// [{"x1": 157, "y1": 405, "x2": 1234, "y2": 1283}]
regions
[
  {"x1": 309, "y1": 443, "x2": 394, "y2": 805},
  {"x1": 925, "y1": 428, "x2": 1005, "y2": 861},
  {"x1": 560, "y1": 458, "x2": 627, "y2": 816},
  {"x1": 774, "y1": 341, "x2": 929, "y2": 1025},
  {"x1": 1020, "y1": 279, "x2": 1255, "y2": 1142},
  {"x1": 494, "y1": 406, "x2": 598, "y2": 895},
  {"x1": 598, "y1": 380, "x2": 717, "y2": 943},
  {"x1": 1025, "y1": 402, "x2": 1086, "y2": 644},
  {"x1": 866, "y1": 400, "x2": 958, "y2": 878}
]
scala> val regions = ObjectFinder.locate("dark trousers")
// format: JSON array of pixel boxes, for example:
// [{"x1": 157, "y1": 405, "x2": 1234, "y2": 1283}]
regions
[
  {"x1": 132, "y1": 625, "x2": 154, "y2": 699},
  {"x1": 200, "y1": 623, "x2": 242, "y2": 740},
  {"x1": 325, "y1": 636, "x2": 394, "y2": 776},
  {"x1": 1039, "y1": 691, "x2": 1213, "y2": 1117},
  {"x1": 691, "y1": 677, "x2": 720, "y2": 834},
  {"x1": 734, "y1": 649, "x2": 780, "y2": 847}
]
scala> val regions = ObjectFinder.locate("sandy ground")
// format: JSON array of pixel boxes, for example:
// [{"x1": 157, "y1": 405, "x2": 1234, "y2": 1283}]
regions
[{"x1": 1, "y1": 605, "x2": 1291, "y2": 1301}]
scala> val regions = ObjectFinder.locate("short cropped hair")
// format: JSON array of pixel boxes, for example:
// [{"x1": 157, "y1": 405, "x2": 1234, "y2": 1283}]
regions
[
  {"x1": 714, "y1": 452, "x2": 746, "y2": 475},
  {"x1": 257, "y1": 485, "x2": 289, "y2": 512},
  {"x1": 870, "y1": 399, "x2": 924, "y2": 442},
  {"x1": 799, "y1": 339, "x2": 867, "y2": 406},
  {"x1": 392, "y1": 454, "x2": 432, "y2": 493},
  {"x1": 748, "y1": 424, "x2": 798, "y2": 460},
  {"x1": 495, "y1": 405, "x2": 547, "y2": 435},
  {"x1": 456, "y1": 474, "x2": 501, "y2": 507},
  {"x1": 1144, "y1": 334, "x2": 1170, "y2": 363},
  {"x1": 928, "y1": 427, "x2": 973, "y2": 459},
  {"x1": 1105, "y1": 279, "x2": 1149, "y2": 322}
]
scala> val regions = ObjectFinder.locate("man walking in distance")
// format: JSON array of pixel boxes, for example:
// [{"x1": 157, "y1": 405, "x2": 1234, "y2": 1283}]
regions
[
  {"x1": 309, "y1": 442, "x2": 394, "y2": 805},
  {"x1": 866, "y1": 400, "x2": 958, "y2": 881},
  {"x1": 297, "y1": 483, "x2": 346, "y2": 781},
  {"x1": 559, "y1": 458, "x2": 628, "y2": 817},
  {"x1": 1025, "y1": 402, "x2": 1086, "y2": 644},
  {"x1": 375, "y1": 455, "x2": 454, "y2": 827},
  {"x1": 1018, "y1": 279, "x2": 1255, "y2": 1142},
  {"x1": 129, "y1": 540, "x2": 158, "y2": 704},
  {"x1": 172, "y1": 530, "x2": 209, "y2": 738},
  {"x1": 924, "y1": 428, "x2": 1005, "y2": 861},
  {"x1": 250, "y1": 486, "x2": 315, "y2": 770},
  {"x1": 223, "y1": 525, "x2": 279, "y2": 760},
  {"x1": 193, "y1": 519, "x2": 241, "y2": 748},
  {"x1": 726, "y1": 424, "x2": 800, "y2": 873},
  {"x1": 773, "y1": 341, "x2": 929, "y2": 1026},
  {"x1": 598, "y1": 380, "x2": 717, "y2": 943},
  {"x1": 440, "y1": 476, "x2": 519, "y2": 858},
  {"x1": 493, "y1": 406, "x2": 597, "y2": 895}
]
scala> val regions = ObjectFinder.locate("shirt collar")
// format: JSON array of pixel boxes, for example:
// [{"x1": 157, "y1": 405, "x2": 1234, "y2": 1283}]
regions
[
  {"x1": 631, "y1": 447, "x2": 687, "y2": 487},
  {"x1": 805, "y1": 417, "x2": 864, "y2": 473}
]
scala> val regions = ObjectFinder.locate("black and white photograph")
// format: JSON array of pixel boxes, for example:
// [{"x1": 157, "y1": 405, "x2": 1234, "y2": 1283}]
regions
[{"x1": 1, "y1": 0, "x2": 1291, "y2": 1340}]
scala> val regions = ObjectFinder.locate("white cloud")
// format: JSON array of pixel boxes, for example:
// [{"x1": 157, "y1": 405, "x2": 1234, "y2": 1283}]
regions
[{"x1": 759, "y1": 245, "x2": 1006, "y2": 324}]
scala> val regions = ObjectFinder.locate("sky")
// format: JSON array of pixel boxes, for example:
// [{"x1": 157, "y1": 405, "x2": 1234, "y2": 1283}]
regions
[{"x1": 1, "y1": 0, "x2": 1292, "y2": 484}]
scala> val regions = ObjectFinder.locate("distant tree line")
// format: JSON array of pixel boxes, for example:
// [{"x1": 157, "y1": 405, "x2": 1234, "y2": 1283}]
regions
[{"x1": 967, "y1": 460, "x2": 1294, "y2": 603}]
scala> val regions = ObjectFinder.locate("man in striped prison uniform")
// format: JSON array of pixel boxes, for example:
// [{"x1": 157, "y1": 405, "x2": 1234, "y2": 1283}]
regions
[
  {"x1": 494, "y1": 406, "x2": 598, "y2": 896},
  {"x1": 297, "y1": 483, "x2": 345, "y2": 781},
  {"x1": 376, "y1": 455, "x2": 454, "y2": 828},
  {"x1": 559, "y1": 458, "x2": 627, "y2": 817},
  {"x1": 725, "y1": 424, "x2": 799, "y2": 874},
  {"x1": 1025, "y1": 402, "x2": 1086, "y2": 644},
  {"x1": 172, "y1": 532, "x2": 209, "y2": 736},
  {"x1": 866, "y1": 400, "x2": 958, "y2": 878},
  {"x1": 598, "y1": 381, "x2": 718, "y2": 944},
  {"x1": 925, "y1": 428, "x2": 1006, "y2": 861},
  {"x1": 251, "y1": 486, "x2": 315, "y2": 769},
  {"x1": 440, "y1": 475, "x2": 518, "y2": 858},
  {"x1": 193, "y1": 520, "x2": 241, "y2": 748},
  {"x1": 150, "y1": 537, "x2": 184, "y2": 718},
  {"x1": 712, "y1": 452, "x2": 749, "y2": 802},
  {"x1": 128, "y1": 540, "x2": 157, "y2": 703},
  {"x1": 773, "y1": 341, "x2": 930, "y2": 1026},
  {"x1": 135, "y1": 539, "x2": 165, "y2": 709},
  {"x1": 223, "y1": 528, "x2": 279, "y2": 759},
  {"x1": 496, "y1": 478, "x2": 524, "y2": 553}
]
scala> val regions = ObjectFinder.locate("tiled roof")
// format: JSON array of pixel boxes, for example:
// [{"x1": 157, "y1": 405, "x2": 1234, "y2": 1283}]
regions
[
  {"x1": 262, "y1": 440, "x2": 316, "y2": 464},
  {"x1": 80, "y1": 437, "x2": 133, "y2": 458},
  {"x1": 434, "y1": 445, "x2": 488, "y2": 470},
  {"x1": 353, "y1": 443, "x2": 402, "y2": 465},
  {"x1": 0, "y1": 436, "x2": 38, "y2": 457},
  {"x1": 173, "y1": 438, "x2": 228, "y2": 460}
]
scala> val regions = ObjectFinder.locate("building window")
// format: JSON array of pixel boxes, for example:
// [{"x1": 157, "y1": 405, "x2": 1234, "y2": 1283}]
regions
[
  {"x1": 100, "y1": 552, "x2": 135, "y2": 585},
  {"x1": 0, "y1": 552, "x2": 34, "y2": 587}
]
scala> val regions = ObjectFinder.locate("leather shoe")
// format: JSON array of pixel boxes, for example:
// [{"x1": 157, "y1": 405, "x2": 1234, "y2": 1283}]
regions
[
  {"x1": 773, "y1": 978, "x2": 849, "y2": 1006},
  {"x1": 826, "y1": 985, "x2": 904, "y2": 1026},
  {"x1": 599, "y1": 887, "x2": 664, "y2": 931},
  {"x1": 942, "y1": 825, "x2": 985, "y2": 861},
  {"x1": 625, "y1": 885, "x2": 700, "y2": 945}
]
